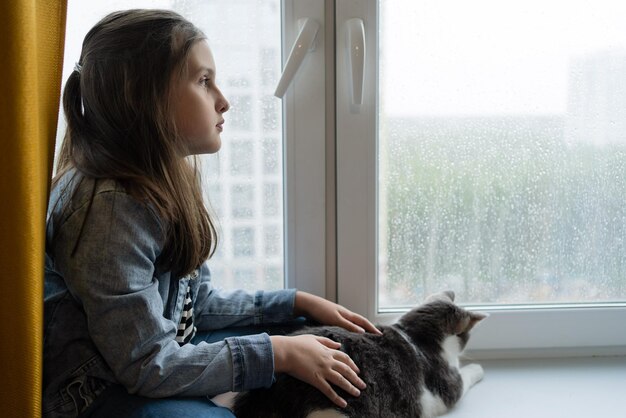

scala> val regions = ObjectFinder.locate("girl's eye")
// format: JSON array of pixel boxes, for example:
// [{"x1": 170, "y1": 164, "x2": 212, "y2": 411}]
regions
[{"x1": 201, "y1": 77, "x2": 211, "y2": 88}]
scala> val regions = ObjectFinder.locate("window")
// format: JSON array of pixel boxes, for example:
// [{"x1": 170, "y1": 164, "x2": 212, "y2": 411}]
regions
[
  {"x1": 262, "y1": 138, "x2": 281, "y2": 175},
  {"x1": 263, "y1": 225, "x2": 282, "y2": 257},
  {"x1": 204, "y1": 184, "x2": 222, "y2": 217},
  {"x1": 263, "y1": 183, "x2": 281, "y2": 217},
  {"x1": 232, "y1": 227, "x2": 255, "y2": 258},
  {"x1": 260, "y1": 48, "x2": 278, "y2": 87},
  {"x1": 229, "y1": 139, "x2": 254, "y2": 177},
  {"x1": 56, "y1": 1, "x2": 626, "y2": 359},
  {"x1": 263, "y1": 266, "x2": 283, "y2": 290},
  {"x1": 377, "y1": 0, "x2": 626, "y2": 308},
  {"x1": 262, "y1": 95, "x2": 280, "y2": 132},
  {"x1": 228, "y1": 95, "x2": 253, "y2": 130},
  {"x1": 231, "y1": 184, "x2": 254, "y2": 219},
  {"x1": 336, "y1": 0, "x2": 626, "y2": 355},
  {"x1": 234, "y1": 267, "x2": 256, "y2": 288}
]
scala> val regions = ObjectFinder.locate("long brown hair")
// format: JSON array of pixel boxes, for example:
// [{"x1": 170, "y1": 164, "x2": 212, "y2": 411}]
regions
[{"x1": 56, "y1": 9, "x2": 217, "y2": 277}]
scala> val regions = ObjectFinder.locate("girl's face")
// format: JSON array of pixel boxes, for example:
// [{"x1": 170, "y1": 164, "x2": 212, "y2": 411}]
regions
[{"x1": 172, "y1": 41, "x2": 230, "y2": 155}]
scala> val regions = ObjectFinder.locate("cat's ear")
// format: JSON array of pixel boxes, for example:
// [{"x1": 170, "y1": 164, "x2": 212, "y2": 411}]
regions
[
  {"x1": 455, "y1": 311, "x2": 488, "y2": 334},
  {"x1": 467, "y1": 311, "x2": 488, "y2": 331},
  {"x1": 425, "y1": 290, "x2": 455, "y2": 303},
  {"x1": 443, "y1": 290, "x2": 455, "y2": 302}
]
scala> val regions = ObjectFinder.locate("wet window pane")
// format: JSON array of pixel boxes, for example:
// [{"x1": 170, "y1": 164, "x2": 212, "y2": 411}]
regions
[
  {"x1": 261, "y1": 48, "x2": 278, "y2": 87},
  {"x1": 263, "y1": 183, "x2": 281, "y2": 217},
  {"x1": 263, "y1": 224, "x2": 282, "y2": 257},
  {"x1": 228, "y1": 95, "x2": 253, "y2": 130},
  {"x1": 234, "y1": 267, "x2": 256, "y2": 288},
  {"x1": 263, "y1": 266, "x2": 283, "y2": 290},
  {"x1": 231, "y1": 184, "x2": 255, "y2": 219},
  {"x1": 233, "y1": 227, "x2": 255, "y2": 257},
  {"x1": 379, "y1": 0, "x2": 626, "y2": 307},
  {"x1": 263, "y1": 138, "x2": 281, "y2": 175},
  {"x1": 230, "y1": 140, "x2": 254, "y2": 177},
  {"x1": 262, "y1": 96, "x2": 279, "y2": 132}
]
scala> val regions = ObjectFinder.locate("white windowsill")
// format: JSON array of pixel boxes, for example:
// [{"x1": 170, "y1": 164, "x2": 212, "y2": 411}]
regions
[{"x1": 447, "y1": 356, "x2": 626, "y2": 418}]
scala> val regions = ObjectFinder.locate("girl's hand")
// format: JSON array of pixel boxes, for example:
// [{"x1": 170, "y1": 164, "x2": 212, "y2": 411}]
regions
[
  {"x1": 270, "y1": 334, "x2": 366, "y2": 408},
  {"x1": 294, "y1": 291, "x2": 382, "y2": 335}
]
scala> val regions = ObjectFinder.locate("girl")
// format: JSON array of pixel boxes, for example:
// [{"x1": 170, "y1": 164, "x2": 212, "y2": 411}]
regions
[{"x1": 44, "y1": 9, "x2": 380, "y2": 418}]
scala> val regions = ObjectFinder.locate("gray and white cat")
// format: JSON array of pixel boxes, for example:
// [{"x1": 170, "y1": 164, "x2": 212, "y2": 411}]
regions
[{"x1": 232, "y1": 291, "x2": 486, "y2": 418}]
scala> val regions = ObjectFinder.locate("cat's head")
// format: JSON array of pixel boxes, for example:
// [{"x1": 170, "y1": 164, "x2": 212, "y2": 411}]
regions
[{"x1": 397, "y1": 290, "x2": 487, "y2": 351}]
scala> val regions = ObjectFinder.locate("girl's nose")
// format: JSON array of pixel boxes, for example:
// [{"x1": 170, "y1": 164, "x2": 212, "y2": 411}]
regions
[{"x1": 217, "y1": 92, "x2": 229, "y2": 113}]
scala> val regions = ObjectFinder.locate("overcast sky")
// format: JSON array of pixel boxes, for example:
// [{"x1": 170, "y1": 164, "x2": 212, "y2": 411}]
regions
[{"x1": 381, "y1": 0, "x2": 626, "y2": 117}]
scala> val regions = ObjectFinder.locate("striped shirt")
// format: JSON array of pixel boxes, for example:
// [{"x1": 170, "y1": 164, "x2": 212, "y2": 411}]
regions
[{"x1": 176, "y1": 283, "x2": 197, "y2": 345}]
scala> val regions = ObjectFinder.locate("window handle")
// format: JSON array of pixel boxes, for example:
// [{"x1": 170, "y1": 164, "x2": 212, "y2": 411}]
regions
[
  {"x1": 345, "y1": 18, "x2": 366, "y2": 107},
  {"x1": 274, "y1": 18, "x2": 320, "y2": 98}
]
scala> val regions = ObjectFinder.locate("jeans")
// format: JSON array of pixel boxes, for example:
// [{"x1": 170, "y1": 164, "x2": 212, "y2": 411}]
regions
[
  {"x1": 80, "y1": 321, "x2": 308, "y2": 418},
  {"x1": 79, "y1": 384, "x2": 234, "y2": 418}
]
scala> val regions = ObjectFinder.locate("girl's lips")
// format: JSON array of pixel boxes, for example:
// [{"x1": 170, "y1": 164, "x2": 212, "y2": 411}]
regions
[{"x1": 216, "y1": 121, "x2": 224, "y2": 131}]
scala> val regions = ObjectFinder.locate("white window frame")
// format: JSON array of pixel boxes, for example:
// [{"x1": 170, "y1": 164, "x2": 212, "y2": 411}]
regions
[
  {"x1": 282, "y1": 0, "x2": 329, "y2": 297},
  {"x1": 335, "y1": 0, "x2": 626, "y2": 358}
]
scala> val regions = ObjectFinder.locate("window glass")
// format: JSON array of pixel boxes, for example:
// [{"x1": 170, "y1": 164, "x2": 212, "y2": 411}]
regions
[
  {"x1": 263, "y1": 224, "x2": 282, "y2": 257},
  {"x1": 263, "y1": 183, "x2": 281, "y2": 217},
  {"x1": 263, "y1": 266, "x2": 283, "y2": 289},
  {"x1": 233, "y1": 227, "x2": 255, "y2": 257},
  {"x1": 261, "y1": 48, "x2": 278, "y2": 87},
  {"x1": 231, "y1": 184, "x2": 255, "y2": 219},
  {"x1": 228, "y1": 95, "x2": 253, "y2": 130},
  {"x1": 234, "y1": 267, "x2": 256, "y2": 288},
  {"x1": 262, "y1": 95, "x2": 279, "y2": 132},
  {"x1": 263, "y1": 138, "x2": 281, "y2": 175},
  {"x1": 230, "y1": 139, "x2": 254, "y2": 177},
  {"x1": 378, "y1": 0, "x2": 626, "y2": 307},
  {"x1": 205, "y1": 184, "x2": 222, "y2": 217}
]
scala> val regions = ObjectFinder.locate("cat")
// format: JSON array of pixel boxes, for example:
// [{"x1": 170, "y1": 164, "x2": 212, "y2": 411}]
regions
[{"x1": 232, "y1": 291, "x2": 486, "y2": 418}]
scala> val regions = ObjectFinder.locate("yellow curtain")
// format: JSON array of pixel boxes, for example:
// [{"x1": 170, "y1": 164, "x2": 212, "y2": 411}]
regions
[{"x1": 0, "y1": 1, "x2": 67, "y2": 417}]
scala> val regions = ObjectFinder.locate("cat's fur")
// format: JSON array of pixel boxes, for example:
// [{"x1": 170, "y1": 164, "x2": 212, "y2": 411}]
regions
[{"x1": 232, "y1": 291, "x2": 486, "y2": 418}]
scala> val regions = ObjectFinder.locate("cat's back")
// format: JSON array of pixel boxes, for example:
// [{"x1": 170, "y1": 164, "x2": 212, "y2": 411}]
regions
[{"x1": 233, "y1": 325, "x2": 425, "y2": 418}]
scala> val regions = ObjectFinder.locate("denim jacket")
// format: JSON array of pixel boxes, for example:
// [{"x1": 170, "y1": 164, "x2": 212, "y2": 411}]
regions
[{"x1": 43, "y1": 170, "x2": 297, "y2": 417}]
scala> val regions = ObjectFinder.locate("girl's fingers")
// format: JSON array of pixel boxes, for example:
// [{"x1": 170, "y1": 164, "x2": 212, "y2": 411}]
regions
[
  {"x1": 315, "y1": 336, "x2": 361, "y2": 375},
  {"x1": 314, "y1": 335, "x2": 362, "y2": 375},
  {"x1": 293, "y1": 335, "x2": 366, "y2": 408},
  {"x1": 332, "y1": 349, "x2": 360, "y2": 374},
  {"x1": 340, "y1": 310, "x2": 382, "y2": 335},
  {"x1": 328, "y1": 370, "x2": 361, "y2": 398},
  {"x1": 316, "y1": 336, "x2": 342, "y2": 349},
  {"x1": 333, "y1": 361, "x2": 366, "y2": 390},
  {"x1": 316, "y1": 378, "x2": 347, "y2": 408},
  {"x1": 338, "y1": 317, "x2": 366, "y2": 334}
]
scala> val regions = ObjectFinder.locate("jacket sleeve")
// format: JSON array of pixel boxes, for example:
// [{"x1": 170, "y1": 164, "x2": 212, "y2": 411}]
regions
[
  {"x1": 193, "y1": 263, "x2": 297, "y2": 331},
  {"x1": 52, "y1": 189, "x2": 277, "y2": 397}
]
